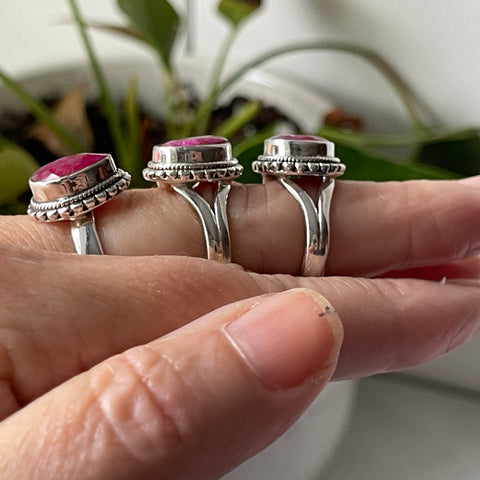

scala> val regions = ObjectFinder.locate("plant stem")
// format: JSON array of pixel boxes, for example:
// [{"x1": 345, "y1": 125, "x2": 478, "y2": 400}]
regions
[
  {"x1": 123, "y1": 77, "x2": 147, "y2": 187},
  {"x1": 0, "y1": 69, "x2": 87, "y2": 153},
  {"x1": 185, "y1": 0, "x2": 195, "y2": 56},
  {"x1": 193, "y1": 26, "x2": 239, "y2": 135},
  {"x1": 212, "y1": 41, "x2": 429, "y2": 134},
  {"x1": 213, "y1": 100, "x2": 261, "y2": 138},
  {"x1": 68, "y1": 0, "x2": 129, "y2": 164},
  {"x1": 0, "y1": 133, "x2": 9, "y2": 148},
  {"x1": 211, "y1": 28, "x2": 240, "y2": 89},
  {"x1": 232, "y1": 123, "x2": 276, "y2": 158},
  {"x1": 162, "y1": 65, "x2": 192, "y2": 139}
]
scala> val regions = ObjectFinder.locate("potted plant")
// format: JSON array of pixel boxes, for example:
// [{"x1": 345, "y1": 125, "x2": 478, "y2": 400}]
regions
[
  {"x1": 0, "y1": 1, "x2": 479, "y2": 478},
  {"x1": 2, "y1": 0, "x2": 480, "y2": 214}
]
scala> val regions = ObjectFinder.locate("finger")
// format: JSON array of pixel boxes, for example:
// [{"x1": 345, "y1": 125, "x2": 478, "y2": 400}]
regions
[
  {"x1": 328, "y1": 177, "x2": 480, "y2": 276},
  {"x1": 0, "y1": 289, "x2": 342, "y2": 480},
  {"x1": 1, "y1": 177, "x2": 480, "y2": 275},
  {"x1": 1, "y1": 245, "x2": 479, "y2": 417},
  {"x1": 308, "y1": 276, "x2": 480, "y2": 380},
  {"x1": 380, "y1": 255, "x2": 480, "y2": 281}
]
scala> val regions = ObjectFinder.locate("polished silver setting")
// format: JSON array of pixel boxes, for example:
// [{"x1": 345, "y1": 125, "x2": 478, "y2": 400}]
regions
[
  {"x1": 143, "y1": 137, "x2": 243, "y2": 262},
  {"x1": 143, "y1": 140, "x2": 243, "y2": 184},
  {"x1": 28, "y1": 153, "x2": 131, "y2": 254},
  {"x1": 253, "y1": 135, "x2": 346, "y2": 276}
]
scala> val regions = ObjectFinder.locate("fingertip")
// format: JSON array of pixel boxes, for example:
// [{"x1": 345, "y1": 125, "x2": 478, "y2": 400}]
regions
[
  {"x1": 225, "y1": 288, "x2": 343, "y2": 391},
  {"x1": 459, "y1": 174, "x2": 480, "y2": 188}
]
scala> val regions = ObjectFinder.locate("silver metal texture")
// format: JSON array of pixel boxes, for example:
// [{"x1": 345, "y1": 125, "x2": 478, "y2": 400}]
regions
[
  {"x1": 28, "y1": 153, "x2": 131, "y2": 255},
  {"x1": 143, "y1": 136, "x2": 243, "y2": 262},
  {"x1": 71, "y1": 211, "x2": 104, "y2": 255},
  {"x1": 252, "y1": 135, "x2": 346, "y2": 276}
]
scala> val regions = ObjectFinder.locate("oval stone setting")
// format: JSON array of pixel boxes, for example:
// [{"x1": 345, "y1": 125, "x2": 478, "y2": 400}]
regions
[
  {"x1": 264, "y1": 134, "x2": 335, "y2": 157},
  {"x1": 273, "y1": 134, "x2": 328, "y2": 142},
  {"x1": 30, "y1": 153, "x2": 107, "y2": 183},
  {"x1": 162, "y1": 135, "x2": 228, "y2": 147}
]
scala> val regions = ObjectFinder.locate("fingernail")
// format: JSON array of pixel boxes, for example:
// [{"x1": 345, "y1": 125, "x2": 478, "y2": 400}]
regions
[
  {"x1": 224, "y1": 288, "x2": 343, "y2": 391},
  {"x1": 459, "y1": 175, "x2": 480, "y2": 187}
]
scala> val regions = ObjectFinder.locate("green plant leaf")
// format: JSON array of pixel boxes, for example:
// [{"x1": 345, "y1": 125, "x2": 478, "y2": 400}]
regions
[
  {"x1": 69, "y1": 0, "x2": 130, "y2": 167},
  {"x1": 233, "y1": 129, "x2": 456, "y2": 183},
  {"x1": 0, "y1": 134, "x2": 8, "y2": 149},
  {"x1": 412, "y1": 131, "x2": 480, "y2": 177},
  {"x1": 217, "y1": 0, "x2": 261, "y2": 26},
  {"x1": 215, "y1": 41, "x2": 428, "y2": 132},
  {"x1": 117, "y1": 0, "x2": 179, "y2": 66},
  {"x1": 29, "y1": 84, "x2": 94, "y2": 157},
  {"x1": 82, "y1": 21, "x2": 144, "y2": 42},
  {"x1": 123, "y1": 77, "x2": 150, "y2": 188},
  {"x1": 0, "y1": 144, "x2": 39, "y2": 205},
  {"x1": 0, "y1": 68, "x2": 87, "y2": 154},
  {"x1": 213, "y1": 100, "x2": 261, "y2": 138},
  {"x1": 0, "y1": 201, "x2": 27, "y2": 215},
  {"x1": 233, "y1": 123, "x2": 277, "y2": 183},
  {"x1": 337, "y1": 143, "x2": 458, "y2": 181}
]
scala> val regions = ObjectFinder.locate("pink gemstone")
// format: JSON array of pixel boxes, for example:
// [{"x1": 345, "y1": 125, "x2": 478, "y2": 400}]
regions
[
  {"x1": 163, "y1": 135, "x2": 228, "y2": 147},
  {"x1": 31, "y1": 153, "x2": 107, "y2": 183},
  {"x1": 273, "y1": 134, "x2": 327, "y2": 142}
]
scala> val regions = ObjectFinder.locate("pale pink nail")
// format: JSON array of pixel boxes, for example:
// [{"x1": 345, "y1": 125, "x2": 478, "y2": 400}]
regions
[{"x1": 225, "y1": 289, "x2": 342, "y2": 391}]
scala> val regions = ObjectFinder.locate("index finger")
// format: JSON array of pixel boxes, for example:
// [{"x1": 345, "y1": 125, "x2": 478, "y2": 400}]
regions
[{"x1": 1, "y1": 177, "x2": 479, "y2": 276}]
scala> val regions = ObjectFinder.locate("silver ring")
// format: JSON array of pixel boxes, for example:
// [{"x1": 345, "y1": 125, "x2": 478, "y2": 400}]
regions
[
  {"x1": 252, "y1": 135, "x2": 346, "y2": 276},
  {"x1": 28, "y1": 153, "x2": 131, "y2": 254},
  {"x1": 143, "y1": 135, "x2": 243, "y2": 263}
]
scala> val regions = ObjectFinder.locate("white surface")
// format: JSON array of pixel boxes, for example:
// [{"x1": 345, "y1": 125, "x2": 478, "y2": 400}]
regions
[
  {"x1": 410, "y1": 335, "x2": 480, "y2": 392},
  {"x1": 2, "y1": 0, "x2": 480, "y2": 132},
  {"x1": 193, "y1": 0, "x2": 480, "y2": 132},
  {"x1": 323, "y1": 375, "x2": 480, "y2": 480},
  {"x1": 224, "y1": 381, "x2": 356, "y2": 480}
]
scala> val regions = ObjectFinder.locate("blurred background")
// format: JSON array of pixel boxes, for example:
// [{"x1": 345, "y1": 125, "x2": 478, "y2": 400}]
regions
[
  {"x1": 1, "y1": 1, "x2": 479, "y2": 478},
  {"x1": 2, "y1": 0, "x2": 480, "y2": 132}
]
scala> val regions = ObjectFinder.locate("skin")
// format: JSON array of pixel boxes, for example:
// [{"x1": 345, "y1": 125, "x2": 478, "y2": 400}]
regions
[{"x1": 0, "y1": 177, "x2": 479, "y2": 478}]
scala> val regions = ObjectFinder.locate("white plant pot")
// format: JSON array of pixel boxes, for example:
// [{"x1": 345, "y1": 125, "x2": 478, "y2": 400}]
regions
[{"x1": 0, "y1": 57, "x2": 357, "y2": 479}]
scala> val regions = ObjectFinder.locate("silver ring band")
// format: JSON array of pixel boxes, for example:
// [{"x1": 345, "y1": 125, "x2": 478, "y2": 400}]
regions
[
  {"x1": 143, "y1": 136, "x2": 243, "y2": 263},
  {"x1": 252, "y1": 135, "x2": 345, "y2": 276},
  {"x1": 28, "y1": 153, "x2": 131, "y2": 254}
]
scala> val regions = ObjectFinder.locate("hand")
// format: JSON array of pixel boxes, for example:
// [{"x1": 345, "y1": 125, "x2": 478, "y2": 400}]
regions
[{"x1": 0, "y1": 176, "x2": 479, "y2": 478}]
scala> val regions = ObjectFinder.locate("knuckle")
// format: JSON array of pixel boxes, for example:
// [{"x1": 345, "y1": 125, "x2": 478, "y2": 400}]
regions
[
  {"x1": 89, "y1": 347, "x2": 198, "y2": 464},
  {"x1": 0, "y1": 330, "x2": 19, "y2": 419}
]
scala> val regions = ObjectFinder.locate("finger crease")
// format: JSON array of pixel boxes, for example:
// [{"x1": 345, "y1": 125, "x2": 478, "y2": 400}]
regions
[{"x1": 0, "y1": 336, "x2": 21, "y2": 418}]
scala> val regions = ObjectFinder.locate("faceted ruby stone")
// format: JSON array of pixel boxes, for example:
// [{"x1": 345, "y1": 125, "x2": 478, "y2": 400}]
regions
[
  {"x1": 162, "y1": 135, "x2": 228, "y2": 147},
  {"x1": 31, "y1": 153, "x2": 106, "y2": 183},
  {"x1": 273, "y1": 134, "x2": 327, "y2": 142}
]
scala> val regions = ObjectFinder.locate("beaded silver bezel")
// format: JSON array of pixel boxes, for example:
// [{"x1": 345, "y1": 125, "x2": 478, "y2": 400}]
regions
[{"x1": 28, "y1": 170, "x2": 131, "y2": 222}]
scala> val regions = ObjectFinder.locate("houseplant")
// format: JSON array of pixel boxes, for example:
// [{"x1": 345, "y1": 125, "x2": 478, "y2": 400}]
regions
[
  {"x1": 0, "y1": 1, "x2": 360, "y2": 478},
  {"x1": 2, "y1": 0, "x2": 480, "y2": 215},
  {"x1": 1, "y1": 1, "x2": 480, "y2": 478}
]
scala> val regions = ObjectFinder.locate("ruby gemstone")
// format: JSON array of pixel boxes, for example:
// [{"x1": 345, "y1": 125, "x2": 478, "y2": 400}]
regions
[
  {"x1": 162, "y1": 135, "x2": 228, "y2": 147},
  {"x1": 31, "y1": 153, "x2": 107, "y2": 183},
  {"x1": 273, "y1": 134, "x2": 327, "y2": 142}
]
